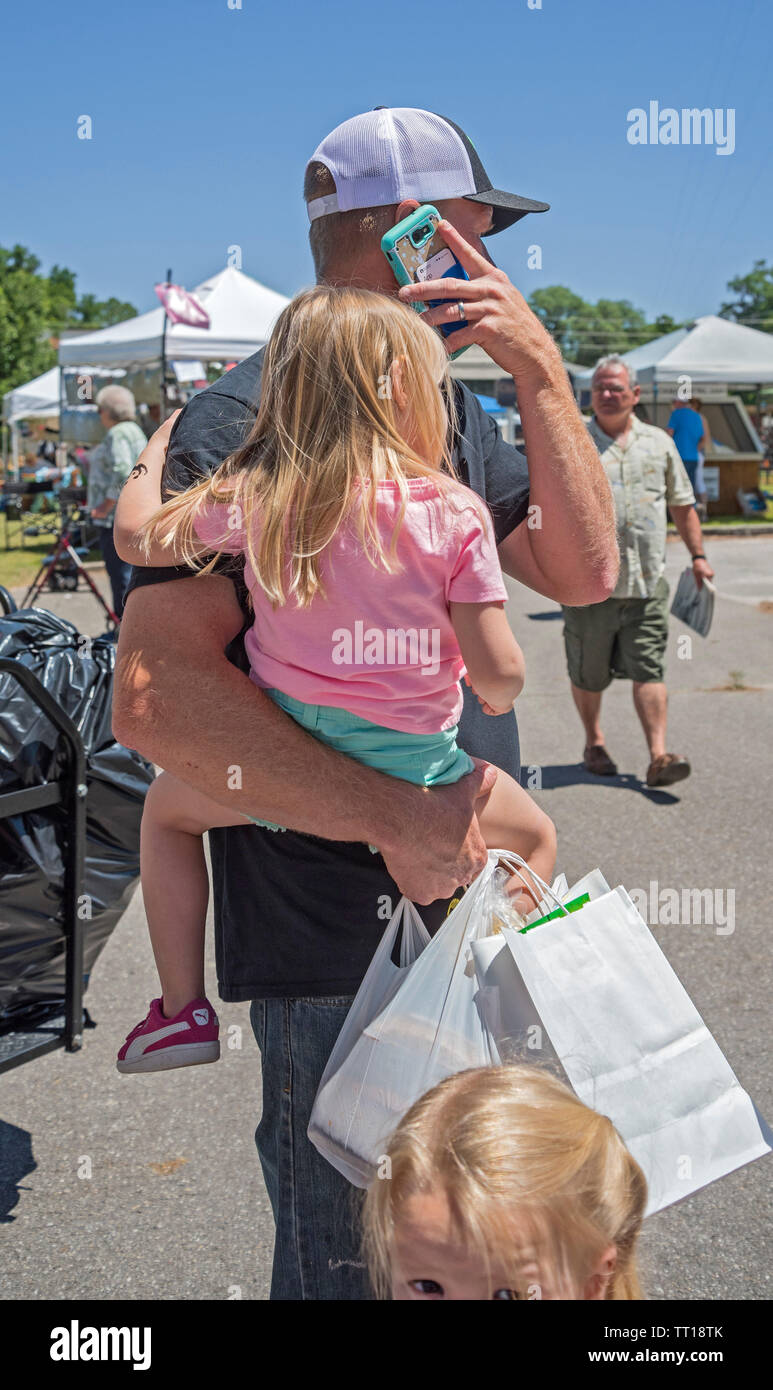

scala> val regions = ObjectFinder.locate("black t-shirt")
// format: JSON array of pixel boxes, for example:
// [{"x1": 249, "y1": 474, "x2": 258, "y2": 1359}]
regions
[{"x1": 125, "y1": 350, "x2": 530, "y2": 1000}]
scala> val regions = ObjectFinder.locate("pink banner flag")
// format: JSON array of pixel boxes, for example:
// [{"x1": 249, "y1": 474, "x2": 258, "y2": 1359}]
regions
[{"x1": 154, "y1": 283, "x2": 210, "y2": 329}]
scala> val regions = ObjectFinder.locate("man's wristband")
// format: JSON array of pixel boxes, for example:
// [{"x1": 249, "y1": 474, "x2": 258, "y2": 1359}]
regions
[{"x1": 691, "y1": 553, "x2": 706, "y2": 562}]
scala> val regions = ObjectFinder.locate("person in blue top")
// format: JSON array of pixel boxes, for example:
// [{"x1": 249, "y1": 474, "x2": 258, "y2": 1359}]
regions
[{"x1": 667, "y1": 399, "x2": 707, "y2": 493}]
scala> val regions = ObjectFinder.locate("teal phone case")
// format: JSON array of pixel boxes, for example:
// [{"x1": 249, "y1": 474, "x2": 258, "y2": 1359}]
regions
[{"x1": 381, "y1": 204, "x2": 469, "y2": 360}]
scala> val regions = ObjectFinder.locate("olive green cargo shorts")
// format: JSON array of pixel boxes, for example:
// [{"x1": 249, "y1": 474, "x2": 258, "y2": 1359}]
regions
[{"x1": 562, "y1": 576, "x2": 670, "y2": 691}]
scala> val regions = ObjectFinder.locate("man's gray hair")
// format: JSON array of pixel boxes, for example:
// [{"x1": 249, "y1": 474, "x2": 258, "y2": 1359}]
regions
[
  {"x1": 591, "y1": 354, "x2": 638, "y2": 389},
  {"x1": 96, "y1": 384, "x2": 137, "y2": 422}
]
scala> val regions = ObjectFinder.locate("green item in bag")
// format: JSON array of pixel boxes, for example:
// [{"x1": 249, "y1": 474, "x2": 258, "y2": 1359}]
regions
[{"x1": 519, "y1": 892, "x2": 591, "y2": 933}]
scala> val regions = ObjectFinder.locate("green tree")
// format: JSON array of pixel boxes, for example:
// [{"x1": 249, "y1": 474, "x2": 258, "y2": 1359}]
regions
[
  {"x1": 570, "y1": 298, "x2": 653, "y2": 366},
  {"x1": 0, "y1": 244, "x2": 56, "y2": 397},
  {"x1": 650, "y1": 314, "x2": 680, "y2": 337},
  {"x1": 0, "y1": 243, "x2": 137, "y2": 398},
  {"x1": 528, "y1": 285, "x2": 588, "y2": 357},
  {"x1": 95, "y1": 295, "x2": 137, "y2": 326},
  {"x1": 46, "y1": 264, "x2": 78, "y2": 331},
  {"x1": 71, "y1": 292, "x2": 136, "y2": 329},
  {"x1": 720, "y1": 259, "x2": 773, "y2": 332},
  {"x1": 527, "y1": 287, "x2": 675, "y2": 365}
]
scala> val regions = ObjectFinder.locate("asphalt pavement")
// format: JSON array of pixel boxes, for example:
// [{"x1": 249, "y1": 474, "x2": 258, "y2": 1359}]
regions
[{"x1": 1, "y1": 535, "x2": 771, "y2": 1300}]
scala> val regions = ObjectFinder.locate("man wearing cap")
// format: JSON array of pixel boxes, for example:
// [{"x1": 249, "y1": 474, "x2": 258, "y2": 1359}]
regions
[
  {"x1": 562, "y1": 355, "x2": 714, "y2": 787},
  {"x1": 114, "y1": 108, "x2": 618, "y2": 1300}
]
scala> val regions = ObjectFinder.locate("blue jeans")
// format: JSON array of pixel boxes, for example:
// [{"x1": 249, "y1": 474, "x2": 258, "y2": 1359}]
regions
[
  {"x1": 681, "y1": 458, "x2": 699, "y2": 493},
  {"x1": 249, "y1": 995, "x2": 376, "y2": 1300},
  {"x1": 97, "y1": 524, "x2": 132, "y2": 618}
]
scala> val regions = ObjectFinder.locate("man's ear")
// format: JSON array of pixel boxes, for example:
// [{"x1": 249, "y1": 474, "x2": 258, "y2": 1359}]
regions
[{"x1": 394, "y1": 199, "x2": 420, "y2": 224}]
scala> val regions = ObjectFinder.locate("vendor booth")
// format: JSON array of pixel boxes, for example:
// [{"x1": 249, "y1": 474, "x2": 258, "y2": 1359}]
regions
[
  {"x1": 2, "y1": 267, "x2": 291, "y2": 557},
  {"x1": 57, "y1": 264, "x2": 289, "y2": 373},
  {"x1": 3, "y1": 366, "x2": 60, "y2": 424},
  {"x1": 56, "y1": 265, "x2": 289, "y2": 449},
  {"x1": 572, "y1": 316, "x2": 773, "y2": 515},
  {"x1": 2, "y1": 367, "x2": 62, "y2": 477}
]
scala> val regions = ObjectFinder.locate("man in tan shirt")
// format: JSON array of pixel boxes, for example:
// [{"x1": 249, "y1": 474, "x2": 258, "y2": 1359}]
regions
[{"x1": 562, "y1": 356, "x2": 714, "y2": 788}]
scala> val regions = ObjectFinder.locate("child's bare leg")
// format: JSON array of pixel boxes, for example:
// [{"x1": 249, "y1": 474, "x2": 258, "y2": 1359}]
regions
[
  {"x1": 475, "y1": 769, "x2": 557, "y2": 916},
  {"x1": 141, "y1": 771, "x2": 250, "y2": 1019}
]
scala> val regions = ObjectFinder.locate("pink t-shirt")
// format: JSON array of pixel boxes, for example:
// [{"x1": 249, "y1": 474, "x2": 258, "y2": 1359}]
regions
[{"x1": 193, "y1": 477, "x2": 508, "y2": 735}]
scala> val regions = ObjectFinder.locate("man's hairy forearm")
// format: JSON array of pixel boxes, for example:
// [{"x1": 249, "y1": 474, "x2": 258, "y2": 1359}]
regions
[
  {"x1": 669, "y1": 504, "x2": 703, "y2": 554},
  {"x1": 517, "y1": 352, "x2": 619, "y2": 602},
  {"x1": 112, "y1": 576, "x2": 425, "y2": 853}
]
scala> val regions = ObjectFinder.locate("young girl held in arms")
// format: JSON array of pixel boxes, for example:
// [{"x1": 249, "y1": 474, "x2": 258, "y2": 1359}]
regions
[{"x1": 114, "y1": 286, "x2": 556, "y2": 1073}]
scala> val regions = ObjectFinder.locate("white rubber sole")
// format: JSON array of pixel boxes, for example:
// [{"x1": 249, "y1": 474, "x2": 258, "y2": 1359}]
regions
[{"x1": 117, "y1": 1041, "x2": 220, "y2": 1074}]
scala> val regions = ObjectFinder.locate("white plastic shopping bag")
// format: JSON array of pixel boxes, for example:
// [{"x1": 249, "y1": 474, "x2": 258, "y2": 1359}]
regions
[
  {"x1": 317, "y1": 895, "x2": 430, "y2": 1091},
  {"x1": 308, "y1": 853, "x2": 520, "y2": 1187},
  {"x1": 499, "y1": 883, "x2": 772, "y2": 1215},
  {"x1": 307, "y1": 895, "x2": 430, "y2": 1186}
]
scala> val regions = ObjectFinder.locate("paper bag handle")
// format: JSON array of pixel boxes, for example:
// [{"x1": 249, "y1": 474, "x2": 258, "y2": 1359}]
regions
[{"x1": 492, "y1": 849, "x2": 570, "y2": 916}]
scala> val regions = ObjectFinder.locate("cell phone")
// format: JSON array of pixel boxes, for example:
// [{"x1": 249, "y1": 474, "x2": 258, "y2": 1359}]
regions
[{"x1": 381, "y1": 204, "x2": 470, "y2": 360}]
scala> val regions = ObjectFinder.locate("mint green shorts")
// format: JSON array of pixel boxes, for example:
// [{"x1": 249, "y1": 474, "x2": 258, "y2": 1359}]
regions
[{"x1": 243, "y1": 687, "x2": 474, "y2": 847}]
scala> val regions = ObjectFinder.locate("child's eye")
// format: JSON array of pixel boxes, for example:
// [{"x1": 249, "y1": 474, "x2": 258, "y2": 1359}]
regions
[
  {"x1": 409, "y1": 1279, "x2": 444, "y2": 1296},
  {"x1": 492, "y1": 1288, "x2": 519, "y2": 1300}
]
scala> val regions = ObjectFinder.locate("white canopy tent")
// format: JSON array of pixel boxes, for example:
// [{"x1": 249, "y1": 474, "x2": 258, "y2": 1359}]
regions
[
  {"x1": 2, "y1": 268, "x2": 290, "y2": 477},
  {"x1": 2, "y1": 366, "x2": 61, "y2": 424},
  {"x1": 572, "y1": 315, "x2": 772, "y2": 514},
  {"x1": 2, "y1": 367, "x2": 63, "y2": 478},
  {"x1": 572, "y1": 315, "x2": 773, "y2": 389},
  {"x1": 58, "y1": 266, "x2": 290, "y2": 369}
]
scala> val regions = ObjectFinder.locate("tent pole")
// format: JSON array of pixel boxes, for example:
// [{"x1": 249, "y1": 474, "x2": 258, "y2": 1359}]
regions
[
  {"x1": 58, "y1": 363, "x2": 65, "y2": 480},
  {"x1": 160, "y1": 266, "x2": 171, "y2": 422}
]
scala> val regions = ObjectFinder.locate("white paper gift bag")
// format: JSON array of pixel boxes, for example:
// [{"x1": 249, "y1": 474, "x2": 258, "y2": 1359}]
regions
[
  {"x1": 499, "y1": 883, "x2": 772, "y2": 1215},
  {"x1": 471, "y1": 857, "x2": 611, "y2": 1063},
  {"x1": 308, "y1": 854, "x2": 510, "y2": 1187}
]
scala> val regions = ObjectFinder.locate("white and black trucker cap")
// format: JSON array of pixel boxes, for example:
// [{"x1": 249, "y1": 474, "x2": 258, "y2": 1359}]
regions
[{"x1": 305, "y1": 107, "x2": 549, "y2": 235}]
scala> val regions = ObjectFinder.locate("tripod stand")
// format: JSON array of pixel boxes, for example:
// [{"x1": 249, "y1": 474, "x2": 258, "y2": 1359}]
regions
[{"x1": 21, "y1": 488, "x2": 120, "y2": 629}]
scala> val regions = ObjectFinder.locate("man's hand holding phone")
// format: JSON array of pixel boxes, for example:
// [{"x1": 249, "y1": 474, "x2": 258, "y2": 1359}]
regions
[{"x1": 398, "y1": 218, "x2": 564, "y2": 388}]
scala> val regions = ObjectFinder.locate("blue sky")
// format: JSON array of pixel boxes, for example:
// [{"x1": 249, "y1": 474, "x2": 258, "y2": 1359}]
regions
[{"x1": 2, "y1": 0, "x2": 770, "y2": 328}]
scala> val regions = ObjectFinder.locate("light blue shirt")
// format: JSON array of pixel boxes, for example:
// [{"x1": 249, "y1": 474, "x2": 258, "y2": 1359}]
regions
[{"x1": 87, "y1": 420, "x2": 147, "y2": 527}]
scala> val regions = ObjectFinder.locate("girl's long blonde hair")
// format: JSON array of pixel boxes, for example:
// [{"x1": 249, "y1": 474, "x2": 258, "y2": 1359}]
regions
[
  {"x1": 362, "y1": 1064, "x2": 648, "y2": 1301},
  {"x1": 138, "y1": 285, "x2": 465, "y2": 606}
]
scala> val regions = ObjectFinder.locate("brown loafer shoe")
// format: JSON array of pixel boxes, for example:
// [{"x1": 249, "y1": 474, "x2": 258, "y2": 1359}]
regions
[
  {"x1": 646, "y1": 753, "x2": 691, "y2": 788},
  {"x1": 583, "y1": 744, "x2": 618, "y2": 776}
]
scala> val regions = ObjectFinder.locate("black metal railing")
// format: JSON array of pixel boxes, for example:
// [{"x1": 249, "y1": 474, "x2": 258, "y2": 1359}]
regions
[{"x1": 0, "y1": 657, "x2": 88, "y2": 1072}]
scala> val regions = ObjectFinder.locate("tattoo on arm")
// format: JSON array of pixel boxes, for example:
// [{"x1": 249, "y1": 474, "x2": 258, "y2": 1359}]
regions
[{"x1": 130, "y1": 461, "x2": 148, "y2": 480}]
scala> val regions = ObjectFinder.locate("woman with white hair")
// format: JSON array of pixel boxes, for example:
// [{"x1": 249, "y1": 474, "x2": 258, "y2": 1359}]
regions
[{"x1": 87, "y1": 385, "x2": 148, "y2": 618}]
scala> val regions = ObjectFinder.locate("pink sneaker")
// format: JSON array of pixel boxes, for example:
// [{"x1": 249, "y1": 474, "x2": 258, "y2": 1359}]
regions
[{"x1": 117, "y1": 997, "x2": 220, "y2": 1074}]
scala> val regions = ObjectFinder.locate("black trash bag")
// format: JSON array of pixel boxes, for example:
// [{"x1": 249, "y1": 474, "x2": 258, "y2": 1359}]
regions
[{"x1": 0, "y1": 608, "x2": 154, "y2": 1033}]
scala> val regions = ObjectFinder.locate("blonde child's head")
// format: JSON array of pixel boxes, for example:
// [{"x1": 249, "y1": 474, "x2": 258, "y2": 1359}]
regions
[
  {"x1": 362, "y1": 1064, "x2": 647, "y2": 1301},
  {"x1": 140, "y1": 285, "x2": 465, "y2": 605}
]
